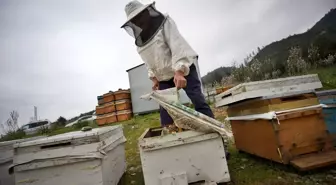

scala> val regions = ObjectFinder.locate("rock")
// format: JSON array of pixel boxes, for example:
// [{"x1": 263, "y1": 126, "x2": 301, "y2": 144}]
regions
[
  {"x1": 277, "y1": 176, "x2": 283, "y2": 180},
  {"x1": 331, "y1": 170, "x2": 336, "y2": 174},
  {"x1": 131, "y1": 181, "x2": 136, "y2": 184},
  {"x1": 326, "y1": 175, "x2": 333, "y2": 179},
  {"x1": 294, "y1": 179, "x2": 301, "y2": 183},
  {"x1": 241, "y1": 158, "x2": 248, "y2": 162},
  {"x1": 129, "y1": 167, "x2": 135, "y2": 171},
  {"x1": 131, "y1": 173, "x2": 136, "y2": 176}
]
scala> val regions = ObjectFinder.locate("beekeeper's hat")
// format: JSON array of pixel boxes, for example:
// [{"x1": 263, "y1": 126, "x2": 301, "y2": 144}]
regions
[{"x1": 121, "y1": 0, "x2": 155, "y2": 28}]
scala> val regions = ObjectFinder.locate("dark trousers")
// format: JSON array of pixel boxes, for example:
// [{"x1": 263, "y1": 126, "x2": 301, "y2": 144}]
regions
[{"x1": 158, "y1": 64, "x2": 214, "y2": 126}]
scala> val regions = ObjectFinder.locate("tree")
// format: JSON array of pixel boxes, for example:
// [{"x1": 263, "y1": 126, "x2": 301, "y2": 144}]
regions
[
  {"x1": 57, "y1": 116, "x2": 67, "y2": 126},
  {"x1": 0, "y1": 110, "x2": 25, "y2": 141},
  {"x1": 286, "y1": 46, "x2": 308, "y2": 76},
  {"x1": 307, "y1": 44, "x2": 320, "y2": 68},
  {"x1": 1, "y1": 111, "x2": 20, "y2": 133}
]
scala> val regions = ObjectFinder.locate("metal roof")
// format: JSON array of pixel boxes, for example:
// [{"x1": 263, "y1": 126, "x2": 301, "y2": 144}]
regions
[{"x1": 126, "y1": 63, "x2": 145, "y2": 72}]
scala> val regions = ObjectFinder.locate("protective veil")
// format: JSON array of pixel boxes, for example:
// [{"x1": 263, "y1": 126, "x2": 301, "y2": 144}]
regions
[{"x1": 122, "y1": 3, "x2": 165, "y2": 47}]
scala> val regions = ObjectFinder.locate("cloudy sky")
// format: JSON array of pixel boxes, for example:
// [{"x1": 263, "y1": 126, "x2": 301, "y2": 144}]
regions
[{"x1": 0, "y1": 0, "x2": 335, "y2": 130}]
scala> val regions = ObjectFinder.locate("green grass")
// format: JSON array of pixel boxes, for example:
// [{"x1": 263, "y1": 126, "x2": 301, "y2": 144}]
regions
[
  {"x1": 2, "y1": 111, "x2": 336, "y2": 185},
  {"x1": 117, "y1": 112, "x2": 336, "y2": 185},
  {"x1": 309, "y1": 65, "x2": 336, "y2": 90},
  {"x1": 1, "y1": 111, "x2": 336, "y2": 184}
]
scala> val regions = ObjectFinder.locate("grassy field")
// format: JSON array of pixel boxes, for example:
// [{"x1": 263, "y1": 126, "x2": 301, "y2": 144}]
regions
[
  {"x1": 309, "y1": 65, "x2": 336, "y2": 90},
  {"x1": 10, "y1": 111, "x2": 335, "y2": 185},
  {"x1": 114, "y1": 110, "x2": 336, "y2": 185},
  {"x1": 1, "y1": 66, "x2": 336, "y2": 184}
]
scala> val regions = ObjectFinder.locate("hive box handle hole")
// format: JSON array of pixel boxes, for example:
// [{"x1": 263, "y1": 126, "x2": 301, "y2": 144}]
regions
[{"x1": 40, "y1": 142, "x2": 72, "y2": 149}]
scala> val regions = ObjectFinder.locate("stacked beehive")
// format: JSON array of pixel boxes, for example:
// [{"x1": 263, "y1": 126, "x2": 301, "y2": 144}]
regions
[
  {"x1": 316, "y1": 89, "x2": 336, "y2": 146},
  {"x1": 96, "y1": 89, "x2": 133, "y2": 126},
  {"x1": 215, "y1": 85, "x2": 234, "y2": 95},
  {"x1": 215, "y1": 74, "x2": 336, "y2": 171}
]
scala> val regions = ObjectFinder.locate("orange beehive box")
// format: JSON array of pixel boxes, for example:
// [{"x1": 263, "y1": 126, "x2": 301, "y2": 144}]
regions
[
  {"x1": 216, "y1": 88, "x2": 223, "y2": 95},
  {"x1": 116, "y1": 110, "x2": 133, "y2": 122},
  {"x1": 216, "y1": 85, "x2": 234, "y2": 95},
  {"x1": 115, "y1": 99, "x2": 132, "y2": 111},
  {"x1": 114, "y1": 89, "x2": 131, "y2": 101},
  {"x1": 96, "y1": 113, "x2": 117, "y2": 126},
  {"x1": 96, "y1": 115, "x2": 106, "y2": 126},
  {"x1": 227, "y1": 93, "x2": 319, "y2": 117},
  {"x1": 230, "y1": 107, "x2": 336, "y2": 171},
  {"x1": 96, "y1": 105, "x2": 105, "y2": 115},
  {"x1": 104, "y1": 102, "x2": 116, "y2": 114},
  {"x1": 103, "y1": 92, "x2": 115, "y2": 103}
]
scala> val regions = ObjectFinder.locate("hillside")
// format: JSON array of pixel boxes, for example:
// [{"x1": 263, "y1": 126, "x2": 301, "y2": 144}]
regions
[
  {"x1": 202, "y1": 8, "x2": 336, "y2": 85},
  {"x1": 254, "y1": 8, "x2": 336, "y2": 71}
]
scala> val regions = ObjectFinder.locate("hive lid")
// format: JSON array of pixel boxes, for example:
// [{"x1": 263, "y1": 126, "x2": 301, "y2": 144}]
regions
[
  {"x1": 0, "y1": 136, "x2": 46, "y2": 164},
  {"x1": 103, "y1": 91, "x2": 114, "y2": 96},
  {"x1": 316, "y1": 89, "x2": 336, "y2": 96},
  {"x1": 215, "y1": 74, "x2": 322, "y2": 107},
  {"x1": 138, "y1": 128, "x2": 220, "y2": 152},
  {"x1": 114, "y1": 89, "x2": 130, "y2": 94},
  {"x1": 14, "y1": 125, "x2": 122, "y2": 149},
  {"x1": 0, "y1": 136, "x2": 46, "y2": 148}
]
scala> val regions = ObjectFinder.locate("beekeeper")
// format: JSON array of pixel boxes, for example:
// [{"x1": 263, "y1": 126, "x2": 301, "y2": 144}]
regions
[{"x1": 121, "y1": 0, "x2": 214, "y2": 127}]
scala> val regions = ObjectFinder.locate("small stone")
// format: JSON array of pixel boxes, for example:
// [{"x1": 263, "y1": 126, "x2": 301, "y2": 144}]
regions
[
  {"x1": 240, "y1": 166, "x2": 245, "y2": 169},
  {"x1": 277, "y1": 176, "x2": 283, "y2": 180},
  {"x1": 131, "y1": 173, "x2": 136, "y2": 176},
  {"x1": 131, "y1": 181, "x2": 136, "y2": 184},
  {"x1": 294, "y1": 179, "x2": 301, "y2": 183},
  {"x1": 331, "y1": 170, "x2": 336, "y2": 174},
  {"x1": 241, "y1": 158, "x2": 248, "y2": 162},
  {"x1": 129, "y1": 167, "x2": 135, "y2": 171},
  {"x1": 326, "y1": 175, "x2": 333, "y2": 179}
]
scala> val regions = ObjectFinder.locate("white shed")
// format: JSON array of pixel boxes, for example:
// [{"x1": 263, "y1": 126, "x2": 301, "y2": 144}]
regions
[{"x1": 126, "y1": 62, "x2": 202, "y2": 115}]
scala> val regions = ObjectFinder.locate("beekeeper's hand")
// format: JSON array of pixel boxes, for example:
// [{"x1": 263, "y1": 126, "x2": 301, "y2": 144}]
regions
[
  {"x1": 174, "y1": 71, "x2": 187, "y2": 89},
  {"x1": 151, "y1": 77, "x2": 159, "y2": 90}
]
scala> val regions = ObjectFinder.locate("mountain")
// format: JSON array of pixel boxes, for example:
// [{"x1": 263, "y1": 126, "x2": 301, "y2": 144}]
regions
[
  {"x1": 201, "y1": 66, "x2": 232, "y2": 86},
  {"x1": 201, "y1": 8, "x2": 336, "y2": 85},
  {"x1": 254, "y1": 8, "x2": 336, "y2": 71}
]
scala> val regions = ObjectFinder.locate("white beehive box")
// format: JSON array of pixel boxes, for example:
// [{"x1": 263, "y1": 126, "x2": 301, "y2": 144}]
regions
[
  {"x1": 139, "y1": 127, "x2": 230, "y2": 185},
  {"x1": 215, "y1": 74, "x2": 322, "y2": 107},
  {"x1": 0, "y1": 136, "x2": 46, "y2": 185},
  {"x1": 10, "y1": 125, "x2": 126, "y2": 185}
]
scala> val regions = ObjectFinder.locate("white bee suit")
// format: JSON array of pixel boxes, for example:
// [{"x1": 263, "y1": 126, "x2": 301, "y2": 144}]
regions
[{"x1": 136, "y1": 16, "x2": 198, "y2": 81}]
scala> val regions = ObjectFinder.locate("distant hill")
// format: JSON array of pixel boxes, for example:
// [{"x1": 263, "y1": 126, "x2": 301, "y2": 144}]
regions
[
  {"x1": 254, "y1": 8, "x2": 336, "y2": 71},
  {"x1": 202, "y1": 8, "x2": 336, "y2": 85},
  {"x1": 201, "y1": 66, "x2": 232, "y2": 86},
  {"x1": 67, "y1": 110, "x2": 95, "y2": 124}
]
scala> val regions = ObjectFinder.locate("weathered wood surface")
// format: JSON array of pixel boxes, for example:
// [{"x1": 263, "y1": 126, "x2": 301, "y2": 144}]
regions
[
  {"x1": 139, "y1": 128, "x2": 230, "y2": 185},
  {"x1": 230, "y1": 107, "x2": 334, "y2": 168},
  {"x1": 13, "y1": 126, "x2": 126, "y2": 185},
  {"x1": 227, "y1": 93, "x2": 319, "y2": 117},
  {"x1": 215, "y1": 74, "x2": 322, "y2": 107},
  {"x1": 290, "y1": 150, "x2": 336, "y2": 171}
]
